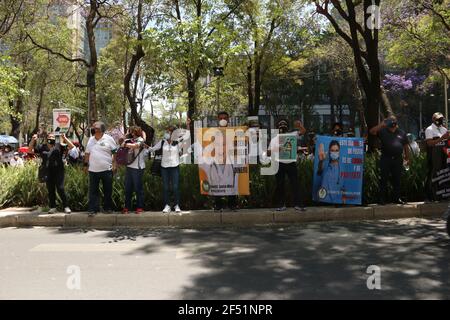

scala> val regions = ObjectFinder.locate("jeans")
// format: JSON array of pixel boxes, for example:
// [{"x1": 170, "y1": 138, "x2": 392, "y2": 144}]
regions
[
  {"x1": 125, "y1": 167, "x2": 144, "y2": 210},
  {"x1": 275, "y1": 162, "x2": 303, "y2": 207},
  {"x1": 161, "y1": 166, "x2": 180, "y2": 206},
  {"x1": 379, "y1": 155, "x2": 403, "y2": 203},
  {"x1": 46, "y1": 169, "x2": 67, "y2": 208},
  {"x1": 88, "y1": 170, "x2": 113, "y2": 212}
]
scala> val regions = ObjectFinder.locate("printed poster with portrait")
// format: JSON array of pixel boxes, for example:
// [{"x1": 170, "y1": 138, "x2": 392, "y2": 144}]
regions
[
  {"x1": 197, "y1": 126, "x2": 250, "y2": 196},
  {"x1": 312, "y1": 135, "x2": 364, "y2": 205}
]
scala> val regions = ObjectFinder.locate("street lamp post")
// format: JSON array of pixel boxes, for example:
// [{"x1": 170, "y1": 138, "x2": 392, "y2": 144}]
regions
[
  {"x1": 213, "y1": 67, "x2": 224, "y2": 113},
  {"x1": 445, "y1": 75, "x2": 448, "y2": 125}
]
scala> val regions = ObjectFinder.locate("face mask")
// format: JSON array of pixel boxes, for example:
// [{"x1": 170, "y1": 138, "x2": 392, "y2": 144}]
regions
[
  {"x1": 47, "y1": 139, "x2": 55, "y2": 145},
  {"x1": 389, "y1": 122, "x2": 397, "y2": 128},
  {"x1": 435, "y1": 118, "x2": 444, "y2": 126},
  {"x1": 279, "y1": 126, "x2": 288, "y2": 133},
  {"x1": 334, "y1": 129, "x2": 343, "y2": 136},
  {"x1": 90, "y1": 128, "x2": 96, "y2": 135},
  {"x1": 330, "y1": 151, "x2": 339, "y2": 161},
  {"x1": 219, "y1": 119, "x2": 228, "y2": 127},
  {"x1": 164, "y1": 132, "x2": 171, "y2": 140}
]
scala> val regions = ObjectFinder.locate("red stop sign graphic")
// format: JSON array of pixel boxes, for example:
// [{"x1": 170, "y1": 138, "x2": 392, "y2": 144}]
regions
[{"x1": 56, "y1": 114, "x2": 69, "y2": 124}]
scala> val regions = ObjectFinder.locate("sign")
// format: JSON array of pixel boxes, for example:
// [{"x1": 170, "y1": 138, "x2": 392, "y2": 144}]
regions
[
  {"x1": 312, "y1": 135, "x2": 364, "y2": 205},
  {"x1": 53, "y1": 109, "x2": 71, "y2": 134},
  {"x1": 278, "y1": 134, "x2": 297, "y2": 162},
  {"x1": 197, "y1": 126, "x2": 250, "y2": 196},
  {"x1": 432, "y1": 140, "x2": 450, "y2": 199}
]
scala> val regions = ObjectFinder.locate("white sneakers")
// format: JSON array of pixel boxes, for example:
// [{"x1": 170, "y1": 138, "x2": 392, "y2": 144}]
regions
[
  {"x1": 162, "y1": 205, "x2": 182, "y2": 213},
  {"x1": 48, "y1": 207, "x2": 72, "y2": 214},
  {"x1": 64, "y1": 207, "x2": 72, "y2": 214},
  {"x1": 48, "y1": 208, "x2": 57, "y2": 214}
]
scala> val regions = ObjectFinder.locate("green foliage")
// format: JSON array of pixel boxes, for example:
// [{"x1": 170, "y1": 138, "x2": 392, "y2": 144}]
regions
[{"x1": 0, "y1": 154, "x2": 430, "y2": 211}]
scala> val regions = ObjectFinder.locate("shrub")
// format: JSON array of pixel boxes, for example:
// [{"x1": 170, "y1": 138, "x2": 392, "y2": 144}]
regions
[{"x1": 0, "y1": 154, "x2": 428, "y2": 210}]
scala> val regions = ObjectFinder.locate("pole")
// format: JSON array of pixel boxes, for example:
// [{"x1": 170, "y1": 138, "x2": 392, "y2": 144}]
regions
[{"x1": 419, "y1": 100, "x2": 423, "y2": 132}]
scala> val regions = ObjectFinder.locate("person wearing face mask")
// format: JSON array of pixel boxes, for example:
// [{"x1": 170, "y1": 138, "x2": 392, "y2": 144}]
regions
[
  {"x1": 85, "y1": 121, "x2": 118, "y2": 215},
  {"x1": 331, "y1": 122, "x2": 344, "y2": 137},
  {"x1": 266, "y1": 119, "x2": 306, "y2": 212},
  {"x1": 29, "y1": 133, "x2": 72, "y2": 214},
  {"x1": 316, "y1": 140, "x2": 345, "y2": 203},
  {"x1": 148, "y1": 124, "x2": 190, "y2": 213},
  {"x1": 425, "y1": 112, "x2": 449, "y2": 201},
  {"x1": 370, "y1": 115, "x2": 410, "y2": 205}
]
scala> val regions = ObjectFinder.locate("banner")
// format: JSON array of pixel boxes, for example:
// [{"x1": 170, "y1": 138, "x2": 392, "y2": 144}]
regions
[
  {"x1": 432, "y1": 140, "x2": 450, "y2": 199},
  {"x1": 312, "y1": 135, "x2": 364, "y2": 205},
  {"x1": 53, "y1": 109, "x2": 71, "y2": 134},
  {"x1": 197, "y1": 126, "x2": 250, "y2": 196}
]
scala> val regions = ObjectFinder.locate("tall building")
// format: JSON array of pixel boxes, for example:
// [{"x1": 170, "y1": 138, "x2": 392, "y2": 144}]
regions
[{"x1": 83, "y1": 19, "x2": 115, "y2": 61}]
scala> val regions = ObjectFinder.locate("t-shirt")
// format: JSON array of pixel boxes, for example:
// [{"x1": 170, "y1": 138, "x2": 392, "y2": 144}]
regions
[
  {"x1": 377, "y1": 128, "x2": 408, "y2": 158},
  {"x1": 425, "y1": 123, "x2": 447, "y2": 140},
  {"x1": 86, "y1": 134, "x2": 118, "y2": 172}
]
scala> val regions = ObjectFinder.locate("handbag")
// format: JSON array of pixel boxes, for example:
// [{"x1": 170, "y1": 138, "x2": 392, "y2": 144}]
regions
[
  {"x1": 116, "y1": 142, "x2": 144, "y2": 166},
  {"x1": 150, "y1": 140, "x2": 165, "y2": 176}
]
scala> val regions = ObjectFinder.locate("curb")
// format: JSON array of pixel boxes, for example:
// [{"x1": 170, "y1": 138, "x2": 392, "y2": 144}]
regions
[{"x1": 0, "y1": 202, "x2": 447, "y2": 229}]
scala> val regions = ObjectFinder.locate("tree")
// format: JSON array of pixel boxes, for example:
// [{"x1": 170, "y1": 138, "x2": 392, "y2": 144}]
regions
[{"x1": 314, "y1": 0, "x2": 390, "y2": 150}]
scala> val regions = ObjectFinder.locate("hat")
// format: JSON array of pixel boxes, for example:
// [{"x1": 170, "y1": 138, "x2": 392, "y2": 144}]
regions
[{"x1": 432, "y1": 112, "x2": 444, "y2": 120}]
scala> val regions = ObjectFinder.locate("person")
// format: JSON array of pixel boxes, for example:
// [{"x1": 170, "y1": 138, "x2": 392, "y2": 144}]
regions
[
  {"x1": 0, "y1": 145, "x2": 14, "y2": 166},
  {"x1": 66, "y1": 141, "x2": 82, "y2": 165},
  {"x1": 293, "y1": 120, "x2": 308, "y2": 160},
  {"x1": 424, "y1": 112, "x2": 449, "y2": 201},
  {"x1": 149, "y1": 123, "x2": 190, "y2": 213},
  {"x1": 406, "y1": 133, "x2": 420, "y2": 157},
  {"x1": 84, "y1": 121, "x2": 118, "y2": 216},
  {"x1": 121, "y1": 126, "x2": 149, "y2": 214},
  {"x1": 10, "y1": 152, "x2": 24, "y2": 167},
  {"x1": 28, "y1": 133, "x2": 72, "y2": 214},
  {"x1": 211, "y1": 111, "x2": 238, "y2": 211},
  {"x1": 370, "y1": 115, "x2": 410, "y2": 205},
  {"x1": 331, "y1": 122, "x2": 344, "y2": 137},
  {"x1": 315, "y1": 140, "x2": 346, "y2": 203},
  {"x1": 267, "y1": 119, "x2": 306, "y2": 212}
]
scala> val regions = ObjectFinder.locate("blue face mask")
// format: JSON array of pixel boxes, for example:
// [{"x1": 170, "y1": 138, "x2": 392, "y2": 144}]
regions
[{"x1": 330, "y1": 151, "x2": 339, "y2": 161}]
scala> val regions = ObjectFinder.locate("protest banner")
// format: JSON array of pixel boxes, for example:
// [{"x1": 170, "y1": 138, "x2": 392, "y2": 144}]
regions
[
  {"x1": 53, "y1": 109, "x2": 71, "y2": 134},
  {"x1": 312, "y1": 135, "x2": 364, "y2": 205}
]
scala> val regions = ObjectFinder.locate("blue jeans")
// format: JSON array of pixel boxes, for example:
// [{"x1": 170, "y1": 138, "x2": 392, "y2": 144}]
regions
[
  {"x1": 125, "y1": 167, "x2": 144, "y2": 210},
  {"x1": 88, "y1": 170, "x2": 113, "y2": 212},
  {"x1": 161, "y1": 166, "x2": 180, "y2": 206}
]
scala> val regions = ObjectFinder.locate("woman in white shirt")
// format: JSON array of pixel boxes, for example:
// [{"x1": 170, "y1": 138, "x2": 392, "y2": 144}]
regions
[
  {"x1": 149, "y1": 125, "x2": 188, "y2": 213},
  {"x1": 121, "y1": 126, "x2": 149, "y2": 214}
]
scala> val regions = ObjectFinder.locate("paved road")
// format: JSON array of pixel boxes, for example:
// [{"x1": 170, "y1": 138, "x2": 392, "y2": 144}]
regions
[{"x1": 0, "y1": 218, "x2": 449, "y2": 299}]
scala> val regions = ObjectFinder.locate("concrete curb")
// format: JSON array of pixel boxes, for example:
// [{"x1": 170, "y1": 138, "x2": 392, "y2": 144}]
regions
[{"x1": 0, "y1": 202, "x2": 447, "y2": 229}]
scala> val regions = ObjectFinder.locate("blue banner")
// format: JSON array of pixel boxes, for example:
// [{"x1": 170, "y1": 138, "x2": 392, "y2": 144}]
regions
[{"x1": 312, "y1": 135, "x2": 364, "y2": 205}]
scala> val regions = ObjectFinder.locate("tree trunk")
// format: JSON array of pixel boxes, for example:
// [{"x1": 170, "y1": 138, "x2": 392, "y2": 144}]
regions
[
  {"x1": 33, "y1": 82, "x2": 46, "y2": 134},
  {"x1": 247, "y1": 64, "x2": 253, "y2": 115}
]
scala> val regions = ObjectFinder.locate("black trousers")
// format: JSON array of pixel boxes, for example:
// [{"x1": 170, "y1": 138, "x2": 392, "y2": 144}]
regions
[
  {"x1": 275, "y1": 162, "x2": 303, "y2": 207},
  {"x1": 379, "y1": 155, "x2": 403, "y2": 203},
  {"x1": 46, "y1": 170, "x2": 67, "y2": 208}
]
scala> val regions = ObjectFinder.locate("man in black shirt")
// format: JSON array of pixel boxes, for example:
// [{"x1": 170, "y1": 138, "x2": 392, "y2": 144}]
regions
[{"x1": 370, "y1": 115, "x2": 410, "y2": 205}]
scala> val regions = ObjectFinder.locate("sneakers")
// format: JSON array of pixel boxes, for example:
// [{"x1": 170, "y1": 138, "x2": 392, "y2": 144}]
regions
[
  {"x1": 136, "y1": 208, "x2": 144, "y2": 214},
  {"x1": 163, "y1": 205, "x2": 171, "y2": 213},
  {"x1": 64, "y1": 207, "x2": 72, "y2": 214},
  {"x1": 276, "y1": 206, "x2": 287, "y2": 212},
  {"x1": 48, "y1": 208, "x2": 57, "y2": 214},
  {"x1": 88, "y1": 211, "x2": 97, "y2": 217},
  {"x1": 294, "y1": 206, "x2": 306, "y2": 212},
  {"x1": 122, "y1": 208, "x2": 129, "y2": 215},
  {"x1": 174, "y1": 205, "x2": 181, "y2": 213}
]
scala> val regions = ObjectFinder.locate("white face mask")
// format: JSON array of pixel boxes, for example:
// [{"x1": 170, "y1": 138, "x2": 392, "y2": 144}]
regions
[
  {"x1": 164, "y1": 132, "x2": 171, "y2": 140},
  {"x1": 219, "y1": 119, "x2": 228, "y2": 127}
]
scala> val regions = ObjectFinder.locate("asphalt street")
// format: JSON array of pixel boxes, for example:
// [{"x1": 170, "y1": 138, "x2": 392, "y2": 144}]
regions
[{"x1": 0, "y1": 217, "x2": 449, "y2": 299}]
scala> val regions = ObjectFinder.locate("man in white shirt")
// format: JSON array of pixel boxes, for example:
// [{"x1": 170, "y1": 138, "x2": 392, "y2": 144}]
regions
[
  {"x1": 10, "y1": 152, "x2": 24, "y2": 167},
  {"x1": 84, "y1": 121, "x2": 118, "y2": 215},
  {"x1": 425, "y1": 112, "x2": 449, "y2": 201}
]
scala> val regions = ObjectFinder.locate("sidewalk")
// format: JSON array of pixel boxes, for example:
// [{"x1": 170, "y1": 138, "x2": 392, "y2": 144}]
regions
[{"x1": 0, "y1": 202, "x2": 447, "y2": 228}]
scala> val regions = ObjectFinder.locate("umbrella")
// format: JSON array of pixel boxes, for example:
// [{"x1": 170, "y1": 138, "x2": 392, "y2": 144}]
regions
[{"x1": 0, "y1": 135, "x2": 19, "y2": 145}]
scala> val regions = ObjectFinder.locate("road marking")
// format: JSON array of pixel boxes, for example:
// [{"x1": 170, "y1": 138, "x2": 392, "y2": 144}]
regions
[{"x1": 30, "y1": 243, "x2": 142, "y2": 252}]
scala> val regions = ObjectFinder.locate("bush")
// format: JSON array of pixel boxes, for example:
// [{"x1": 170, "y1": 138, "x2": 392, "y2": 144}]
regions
[{"x1": 0, "y1": 154, "x2": 428, "y2": 210}]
